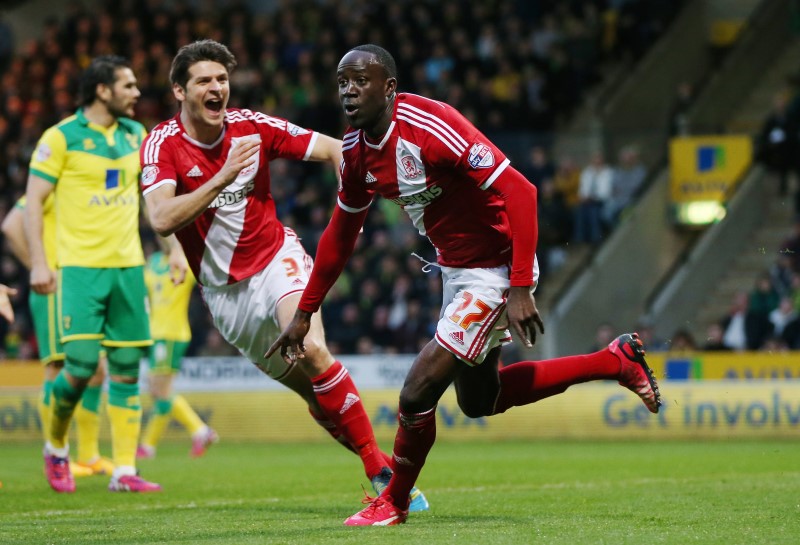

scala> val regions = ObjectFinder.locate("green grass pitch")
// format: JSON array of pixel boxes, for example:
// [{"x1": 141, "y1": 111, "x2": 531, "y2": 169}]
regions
[{"x1": 2, "y1": 440, "x2": 798, "y2": 544}]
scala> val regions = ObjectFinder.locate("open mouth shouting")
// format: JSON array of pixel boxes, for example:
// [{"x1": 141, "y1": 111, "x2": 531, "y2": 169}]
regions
[
  {"x1": 343, "y1": 102, "x2": 360, "y2": 119},
  {"x1": 205, "y1": 97, "x2": 224, "y2": 118}
]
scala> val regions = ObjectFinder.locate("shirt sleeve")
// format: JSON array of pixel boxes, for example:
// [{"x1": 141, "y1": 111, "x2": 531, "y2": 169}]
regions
[
  {"x1": 298, "y1": 205, "x2": 369, "y2": 313},
  {"x1": 140, "y1": 133, "x2": 178, "y2": 196},
  {"x1": 244, "y1": 109, "x2": 317, "y2": 162},
  {"x1": 29, "y1": 127, "x2": 67, "y2": 184},
  {"x1": 486, "y1": 166, "x2": 538, "y2": 286},
  {"x1": 411, "y1": 101, "x2": 510, "y2": 190},
  {"x1": 336, "y1": 149, "x2": 374, "y2": 213}
]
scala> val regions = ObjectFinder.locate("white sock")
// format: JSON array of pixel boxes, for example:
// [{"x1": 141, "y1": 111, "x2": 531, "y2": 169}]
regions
[
  {"x1": 192, "y1": 425, "x2": 210, "y2": 440},
  {"x1": 113, "y1": 465, "x2": 137, "y2": 478},
  {"x1": 44, "y1": 442, "x2": 68, "y2": 458}
]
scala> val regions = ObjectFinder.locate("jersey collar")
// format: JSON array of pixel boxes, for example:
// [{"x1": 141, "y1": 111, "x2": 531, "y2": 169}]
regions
[
  {"x1": 175, "y1": 112, "x2": 227, "y2": 149},
  {"x1": 363, "y1": 121, "x2": 395, "y2": 150},
  {"x1": 76, "y1": 108, "x2": 119, "y2": 135}
]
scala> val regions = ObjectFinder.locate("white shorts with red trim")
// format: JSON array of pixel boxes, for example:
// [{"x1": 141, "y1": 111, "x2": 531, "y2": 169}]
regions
[
  {"x1": 201, "y1": 228, "x2": 313, "y2": 379},
  {"x1": 434, "y1": 263, "x2": 537, "y2": 366}
]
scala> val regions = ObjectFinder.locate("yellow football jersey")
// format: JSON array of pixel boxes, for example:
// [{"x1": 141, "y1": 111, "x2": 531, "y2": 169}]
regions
[
  {"x1": 28, "y1": 109, "x2": 146, "y2": 268},
  {"x1": 145, "y1": 252, "x2": 196, "y2": 342}
]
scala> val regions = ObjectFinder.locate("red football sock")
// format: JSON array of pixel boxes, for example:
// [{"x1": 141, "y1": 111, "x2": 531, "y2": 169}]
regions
[
  {"x1": 307, "y1": 407, "x2": 357, "y2": 454},
  {"x1": 492, "y1": 349, "x2": 621, "y2": 414},
  {"x1": 311, "y1": 361, "x2": 385, "y2": 478},
  {"x1": 381, "y1": 450, "x2": 393, "y2": 470},
  {"x1": 308, "y1": 407, "x2": 395, "y2": 468},
  {"x1": 384, "y1": 407, "x2": 436, "y2": 511}
]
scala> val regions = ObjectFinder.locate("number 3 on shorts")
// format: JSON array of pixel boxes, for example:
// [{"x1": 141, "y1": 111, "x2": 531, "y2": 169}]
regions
[
  {"x1": 448, "y1": 291, "x2": 491, "y2": 330},
  {"x1": 281, "y1": 257, "x2": 300, "y2": 277}
]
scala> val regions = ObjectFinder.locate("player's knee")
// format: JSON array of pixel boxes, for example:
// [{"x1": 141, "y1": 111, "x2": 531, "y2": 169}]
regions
[
  {"x1": 457, "y1": 397, "x2": 493, "y2": 419},
  {"x1": 106, "y1": 346, "x2": 145, "y2": 378},
  {"x1": 148, "y1": 374, "x2": 173, "y2": 398},
  {"x1": 398, "y1": 386, "x2": 437, "y2": 416},
  {"x1": 63, "y1": 340, "x2": 101, "y2": 379},
  {"x1": 296, "y1": 340, "x2": 334, "y2": 376},
  {"x1": 398, "y1": 403, "x2": 437, "y2": 430},
  {"x1": 44, "y1": 360, "x2": 64, "y2": 380},
  {"x1": 89, "y1": 361, "x2": 108, "y2": 385},
  {"x1": 299, "y1": 337, "x2": 332, "y2": 363}
]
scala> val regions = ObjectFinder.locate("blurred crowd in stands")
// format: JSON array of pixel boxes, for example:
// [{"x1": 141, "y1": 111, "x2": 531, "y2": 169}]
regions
[
  {"x1": 704, "y1": 218, "x2": 800, "y2": 353},
  {"x1": 0, "y1": 0, "x2": 683, "y2": 358},
  {"x1": 589, "y1": 216, "x2": 800, "y2": 355}
]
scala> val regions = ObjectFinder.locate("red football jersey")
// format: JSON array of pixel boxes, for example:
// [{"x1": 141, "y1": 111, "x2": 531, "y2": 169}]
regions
[
  {"x1": 140, "y1": 108, "x2": 318, "y2": 286},
  {"x1": 338, "y1": 93, "x2": 516, "y2": 269}
]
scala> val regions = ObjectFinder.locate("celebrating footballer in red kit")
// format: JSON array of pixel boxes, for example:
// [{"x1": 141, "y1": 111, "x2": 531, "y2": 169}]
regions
[
  {"x1": 269, "y1": 44, "x2": 662, "y2": 526},
  {"x1": 141, "y1": 39, "x2": 429, "y2": 511}
]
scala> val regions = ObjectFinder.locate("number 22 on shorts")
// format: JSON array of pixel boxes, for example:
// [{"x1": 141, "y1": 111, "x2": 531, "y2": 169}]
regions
[{"x1": 448, "y1": 291, "x2": 491, "y2": 329}]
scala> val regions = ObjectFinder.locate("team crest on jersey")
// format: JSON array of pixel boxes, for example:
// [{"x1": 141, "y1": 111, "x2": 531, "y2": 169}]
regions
[
  {"x1": 125, "y1": 133, "x2": 141, "y2": 150},
  {"x1": 286, "y1": 122, "x2": 310, "y2": 137},
  {"x1": 141, "y1": 165, "x2": 159, "y2": 186},
  {"x1": 35, "y1": 143, "x2": 52, "y2": 163},
  {"x1": 468, "y1": 143, "x2": 495, "y2": 169},
  {"x1": 400, "y1": 155, "x2": 422, "y2": 178}
]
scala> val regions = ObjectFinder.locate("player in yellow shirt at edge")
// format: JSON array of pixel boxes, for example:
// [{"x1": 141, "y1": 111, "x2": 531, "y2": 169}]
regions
[
  {"x1": 25, "y1": 55, "x2": 184, "y2": 493},
  {"x1": 3, "y1": 197, "x2": 114, "y2": 478},
  {"x1": 138, "y1": 245, "x2": 217, "y2": 459}
]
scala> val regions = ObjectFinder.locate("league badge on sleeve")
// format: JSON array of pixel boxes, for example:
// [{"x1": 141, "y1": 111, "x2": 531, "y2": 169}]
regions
[
  {"x1": 468, "y1": 143, "x2": 495, "y2": 169},
  {"x1": 141, "y1": 165, "x2": 159, "y2": 187},
  {"x1": 286, "y1": 122, "x2": 310, "y2": 137},
  {"x1": 35, "y1": 143, "x2": 52, "y2": 163}
]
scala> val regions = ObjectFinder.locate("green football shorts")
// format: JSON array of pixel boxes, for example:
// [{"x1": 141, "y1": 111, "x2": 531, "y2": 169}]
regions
[
  {"x1": 149, "y1": 339, "x2": 190, "y2": 374},
  {"x1": 29, "y1": 290, "x2": 65, "y2": 364},
  {"x1": 58, "y1": 266, "x2": 152, "y2": 347}
]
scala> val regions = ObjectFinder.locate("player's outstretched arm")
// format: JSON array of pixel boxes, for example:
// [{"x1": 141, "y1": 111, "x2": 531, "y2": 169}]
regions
[
  {"x1": 144, "y1": 138, "x2": 260, "y2": 236},
  {"x1": 0, "y1": 284, "x2": 18, "y2": 323},
  {"x1": 306, "y1": 134, "x2": 343, "y2": 178},
  {"x1": 266, "y1": 309, "x2": 313, "y2": 363},
  {"x1": 25, "y1": 175, "x2": 56, "y2": 295},
  {"x1": 163, "y1": 234, "x2": 188, "y2": 285},
  {"x1": 1, "y1": 205, "x2": 31, "y2": 269},
  {"x1": 506, "y1": 286, "x2": 544, "y2": 348},
  {"x1": 488, "y1": 165, "x2": 542, "y2": 346},
  {"x1": 267, "y1": 206, "x2": 369, "y2": 362}
]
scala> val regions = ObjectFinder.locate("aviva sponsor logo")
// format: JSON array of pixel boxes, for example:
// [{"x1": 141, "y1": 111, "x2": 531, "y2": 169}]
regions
[
  {"x1": 696, "y1": 145, "x2": 725, "y2": 172},
  {"x1": 89, "y1": 193, "x2": 137, "y2": 207},
  {"x1": 105, "y1": 169, "x2": 131, "y2": 189}
]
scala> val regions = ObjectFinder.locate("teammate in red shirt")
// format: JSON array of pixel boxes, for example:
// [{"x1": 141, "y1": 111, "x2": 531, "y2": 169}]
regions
[
  {"x1": 141, "y1": 40, "x2": 428, "y2": 510},
  {"x1": 268, "y1": 44, "x2": 662, "y2": 526}
]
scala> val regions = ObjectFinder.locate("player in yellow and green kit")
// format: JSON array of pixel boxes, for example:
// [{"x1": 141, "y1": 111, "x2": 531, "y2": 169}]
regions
[
  {"x1": 138, "y1": 248, "x2": 218, "y2": 459},
  {"x1": 2, "y1": 197, "x2": 114, "y2": 477},
  {"x1": 26, "y1": 55, "x2": 161, "y2": 493}
]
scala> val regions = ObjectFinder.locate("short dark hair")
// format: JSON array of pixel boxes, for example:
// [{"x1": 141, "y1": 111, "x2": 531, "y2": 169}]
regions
[
  {"x1": 78, "y1": 55, "x2": 131, "y2": 107},
  {"x1": 349, "y1": 44, "x2": 397, "y2": 79},
  {"x1": 170, "y1": 39, "x2": 237, "y2": 89}
]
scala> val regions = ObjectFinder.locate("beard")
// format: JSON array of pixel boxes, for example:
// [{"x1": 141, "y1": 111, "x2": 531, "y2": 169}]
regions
[{"x1": 107, "y1": 96, "x2": 134, "y2": 119}]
